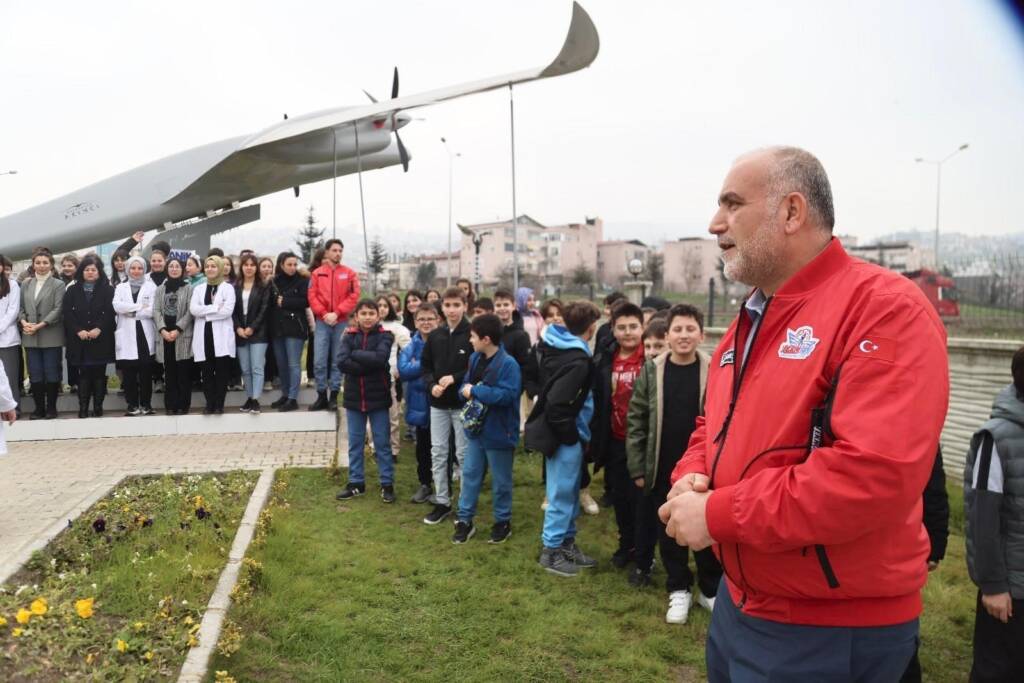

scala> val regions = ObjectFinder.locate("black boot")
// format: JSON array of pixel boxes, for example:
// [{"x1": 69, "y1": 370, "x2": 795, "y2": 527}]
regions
[
  {"x1": 92, "y1": 375, "x2": 106, "y2": 417},
  {"x1": 29, "y1": 382, "x2": 46, "y2": 420},
  {"x1": 328, "y1": 389, "x2": 340, "y2": 408},
  {"x1": 309, "y1": 391, "x2": 328, "y2": 411},
  {"x1": 45, "y1": 382, "x2": 59, "y2": 419},
  {"x1": 78, "y1": 380, "x2": 92, "y2": 418}
]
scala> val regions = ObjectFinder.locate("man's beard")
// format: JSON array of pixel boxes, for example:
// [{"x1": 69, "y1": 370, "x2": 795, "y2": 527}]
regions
[{"x1": 722, "y1": 215, "x2": 783, "y2": 287}]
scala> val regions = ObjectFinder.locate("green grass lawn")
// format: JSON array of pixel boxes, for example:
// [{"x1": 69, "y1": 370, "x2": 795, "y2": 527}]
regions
[{"x1": 209, "y1": 443, "x2": 977, "y2": 682}]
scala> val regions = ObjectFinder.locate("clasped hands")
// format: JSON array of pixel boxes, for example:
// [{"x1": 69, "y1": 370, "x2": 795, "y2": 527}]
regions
[
  {"x1": 657, "y1": 472, "x2": 716, "y2": 551},
  {"x1": 431, "y1": 375, "x2": 455, "y2": 398}
]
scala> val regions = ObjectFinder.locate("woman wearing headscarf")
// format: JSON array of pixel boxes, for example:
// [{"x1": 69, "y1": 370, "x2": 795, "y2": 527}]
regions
[
  {"x1": 191, "y1": 256, "x2": 236, "y2": 414},
  {"x1": 269, "y1": 252, "x2": 308, "y2": 412},
  {"x1": 20, "y1": 249, "x2": 65, "y2": 419},
  {"x1": 63, "y1": 255, "x2": 115, "y2": 417},
  {"x1": 515, "y1": 286, "x2": 544, "y2": 346},
  {"x1": 0, "y1": 256, "x2": 22, "y2": 418},
  {"x1": 113, "y1": 255, "x2": 157, "y2": 415},
  {"x1": 233, "y1": 254, "x2": 271, "y2": 413},
  {"x1": 153, "y1": 257, "x2": 194, "y2": 415}
]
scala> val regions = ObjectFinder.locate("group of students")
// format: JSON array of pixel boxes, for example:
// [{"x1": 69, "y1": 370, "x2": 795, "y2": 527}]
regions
[{"x1": 335, "y1": 284, "x2": 720, "y2": 625}]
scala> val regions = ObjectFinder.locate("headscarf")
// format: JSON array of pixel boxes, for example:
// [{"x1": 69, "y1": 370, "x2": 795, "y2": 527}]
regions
[
  {"x1": 186, "y1": 255, "x2": 206, "y2": 286},
  {"x1": 163, "y1": 258, "x2": 186, "y2": 292},
  {"x1": 515, "y1": 287, "x2": 534, "y2": 315},
  {"x1": 125, "y1": 255, "x2": 148, "y2": 295},
  {"x1": 204, "y1": 256, "x2": 225, "y2": 287}
]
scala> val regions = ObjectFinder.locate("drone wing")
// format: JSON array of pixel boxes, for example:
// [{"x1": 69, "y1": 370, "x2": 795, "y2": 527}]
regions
[{"x1": 166, "y1": 2, "x2": 598, "y2": 206}]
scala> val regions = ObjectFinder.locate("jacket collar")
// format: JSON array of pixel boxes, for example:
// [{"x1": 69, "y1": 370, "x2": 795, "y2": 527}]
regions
[{"x1": 773, "y1": 237, "x2": 851, "y2": 299}]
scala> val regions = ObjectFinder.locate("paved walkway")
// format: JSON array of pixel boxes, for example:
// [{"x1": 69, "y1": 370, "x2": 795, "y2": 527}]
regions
[{"x1": 0, "y1": 432, "x2": 339, "y2": 583}]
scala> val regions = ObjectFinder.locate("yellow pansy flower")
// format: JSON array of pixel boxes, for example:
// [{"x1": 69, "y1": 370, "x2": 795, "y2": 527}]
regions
[
  {"x1": 144, "y1": 651, "x2": 154, "y2": 661},
  {"x1": 75, "y1": 598, "x2": 95, "y2": 619},
  {"x1": 0, "y1": 616, "x2": 7, "y2": 627},
  {"x1": 12, "y1": 628, "x2": 23, "y2": 637},
  {"x1": 15, "y1": 608, "x2": 31, "y2": 624},
  {"x1": 30, "y1": 598, "x2": 48, "y2": 616},
  {"x1": 116, "y1": 639, "x2": 128, "y2": 653}
]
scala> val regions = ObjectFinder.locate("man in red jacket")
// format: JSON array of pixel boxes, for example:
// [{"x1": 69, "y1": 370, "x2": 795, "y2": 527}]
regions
[
  {"x1": 307, "y1": 238, "x2": 360, "y2": 409},
  {"x1": 658, "y1": 146, "x2": 949, "y2": 681}
]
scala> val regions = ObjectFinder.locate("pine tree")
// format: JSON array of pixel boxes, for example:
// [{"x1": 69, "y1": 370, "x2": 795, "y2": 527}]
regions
[
  {"x1": 294, "y1": 205, "x2": 324, "y2": 264},
  {"x1": 368, "y1": 237, "x2": 388, "y2": 290}
]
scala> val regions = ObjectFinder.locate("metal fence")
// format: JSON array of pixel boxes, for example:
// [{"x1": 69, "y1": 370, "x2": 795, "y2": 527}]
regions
[{"x1": 945, "y1": 253, "x2": 1024, "y2": 336}]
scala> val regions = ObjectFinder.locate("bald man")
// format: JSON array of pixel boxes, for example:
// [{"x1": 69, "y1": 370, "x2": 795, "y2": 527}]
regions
[{"x1": 659, "y1": 147, "x2": 949, "y2": 681}]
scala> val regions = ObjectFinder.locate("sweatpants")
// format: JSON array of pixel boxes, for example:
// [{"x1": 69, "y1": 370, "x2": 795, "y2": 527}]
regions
[
  {"x1": 707, "y1": 577, "x2": 917, "y2": 682},
  {"x1": 970, "y1": 591, "x2": 1024, "y2": 682},
  {"x1": 541, "y1": 442, "x2": 583, "y2": 548},
  {"x1": 635, "y1": 481, "x2": 722, "y2": 595},
  {"x1": 415, "y1": 426, "x2": 432, "y2": 487},
  {"x1": 429, "y1": 407, "x2": 467, "y2": 506},
  {"x1": 604, "y1": 438, "x2": 636, "y2": 553}
]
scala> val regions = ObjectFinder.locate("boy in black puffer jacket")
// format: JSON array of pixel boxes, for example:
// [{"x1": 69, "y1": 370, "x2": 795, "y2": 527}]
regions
[{"x1": 336, "y1": 299, "x2": 396, "y2": 503}]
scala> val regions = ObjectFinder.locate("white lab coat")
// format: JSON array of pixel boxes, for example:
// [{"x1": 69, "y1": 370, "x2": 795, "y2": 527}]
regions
[
  {"x1": 190, "y1": 283, "x2": 236, "y2": 362},
  {"x1": 0, "y1": 280, "x2": 21, "y2": 349},
  {"x1": 0, "y1": 357, "x2": 17, "y2": 455},
  {"x1": 113, "y1": 281, "x2": 157, "y2": 361}
]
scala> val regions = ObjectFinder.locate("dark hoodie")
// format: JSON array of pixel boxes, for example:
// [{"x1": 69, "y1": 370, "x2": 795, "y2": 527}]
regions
[
  {"x1": 501, "y1": 310, "x2": 532, "y2": 369},
  {"x1": 271, "y1": 271, "x2": 310, "y2": 339},
  {"x1": 531, "y1": 324, "x2": 594, "y2": 446},
  {"x1": 421, "y1": 317, "x2": 473, "y2": 409}
]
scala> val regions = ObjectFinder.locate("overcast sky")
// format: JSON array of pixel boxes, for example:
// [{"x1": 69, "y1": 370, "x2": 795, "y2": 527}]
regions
[{"x1": 1, "y1": 0, "x2": 1022, "y2": 261}]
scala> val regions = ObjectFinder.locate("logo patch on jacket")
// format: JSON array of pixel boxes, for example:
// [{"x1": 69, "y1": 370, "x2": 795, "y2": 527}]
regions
[
  {"x1": 778, "y1": 326, "x2": 820, "y2": 360},
  {"x1": 720, "y1": 350, "x2": 735, "y2": 367}
]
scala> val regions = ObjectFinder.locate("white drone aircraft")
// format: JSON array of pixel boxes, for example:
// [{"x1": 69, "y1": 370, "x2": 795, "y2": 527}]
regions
[{"x1": 0, "y1": 3, "x2": 598, "y2": 260}]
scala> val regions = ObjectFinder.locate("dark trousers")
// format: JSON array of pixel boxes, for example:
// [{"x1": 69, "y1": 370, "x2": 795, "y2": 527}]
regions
[
  {"x1": 163, "y1": 348, "x2": 193, "y2": 412},
  {"x1": 415, "y1": 426, "x2": 433, "y2": 487},
  {"x1": 636, "y1": 482, "x2": 722, "y2": 595},
  {"x1": 151, "y1": 358, "x2": 164, "y2": 384},
  {"x1": 605, "y1": 438, "x2": 636, "y2": 552},
  {"x1": 708, "y1": 577, "x2": 918, "y2": 682},
  {"x1": 202, "y1": 356, "x2": 232, "y2": 411},
  {"x1": 970, "y1": 592, "x2": 1024, "y2": 682},
  {"x1": 122, "y1": 358, "x2": 153, "y2": 409}
]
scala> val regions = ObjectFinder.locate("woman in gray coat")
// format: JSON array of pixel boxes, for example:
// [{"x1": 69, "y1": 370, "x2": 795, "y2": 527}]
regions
[
  {"x1": 153, "y1": 258, "x2": 194, "y2": 415},
  {"x1": 19, "y1": 249, "x2": 65, "y2": 419}
]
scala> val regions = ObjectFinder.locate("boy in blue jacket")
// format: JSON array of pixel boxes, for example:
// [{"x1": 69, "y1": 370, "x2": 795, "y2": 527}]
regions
[
  {"x1": 336, "y1": 299, "x2": 396, "y2": 503},
  {"x1": 453, "y1": 314, "x2": 522, "y2": 544},
  {"x1": 398, "y1": 304, "x2": 440, "y2": 504}
]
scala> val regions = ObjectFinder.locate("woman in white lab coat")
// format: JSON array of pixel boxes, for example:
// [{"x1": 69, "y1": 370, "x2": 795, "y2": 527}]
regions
[
  {"x1": 191, "y1": 256, "x2": 236, "y2": 415},
  {"x1": 0, "y1": 257, "x2": 21, "y2": 418},
  {"x1": 0, "y1": 357, "x2": 16, "y2": 455},
  {"x1": 113, "y1": 256, "x2": 157, "y2": 415}
]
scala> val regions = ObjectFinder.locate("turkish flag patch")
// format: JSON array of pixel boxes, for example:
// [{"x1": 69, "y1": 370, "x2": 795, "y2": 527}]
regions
[{"x1": 852, "y1": 336, "x2": 895, "y2": 362}]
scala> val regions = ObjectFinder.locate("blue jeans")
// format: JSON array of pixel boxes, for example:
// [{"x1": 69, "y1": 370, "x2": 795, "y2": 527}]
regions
[
  {"x1": 707, "y1": 577, "x2": 918, "y2": 682},
  {"x1": 313, "y1": 320, "x2": 344, "y2": 392},
  {"x1": 237, "y1": 342, "x2": 268, "y2": 399},
  {"x1": 542, "y1": 442, "x2": 583, "y2": 548},
  {"x1": 346, "y1": 408, "x2": 394, "y2": 487},
  {"x1": 26, "y1": 347, "x2": 62, "y2": 383},
  {"x1": 273, "y1": 336, "x2": 305, "y2": 400},
  {"x1": 458, "y1": 439, "x2": 514, "y2": 524}
]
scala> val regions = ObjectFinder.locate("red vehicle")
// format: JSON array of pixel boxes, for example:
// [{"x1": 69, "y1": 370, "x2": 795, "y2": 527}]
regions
[{"x1": 905, "y1": 269, "x2": 960, "y2": 318}]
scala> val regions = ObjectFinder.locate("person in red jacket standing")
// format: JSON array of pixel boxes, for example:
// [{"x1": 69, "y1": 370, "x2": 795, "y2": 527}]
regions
[
  {"x1": 658, "y1": 146, "x2": 949, "y2": 682},
  {"x1": 307, "y1": 239, "x2": 360, "y2": 410}
]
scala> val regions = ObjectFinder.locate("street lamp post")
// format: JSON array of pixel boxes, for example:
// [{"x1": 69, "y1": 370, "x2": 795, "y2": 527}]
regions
[
  {"x1": 441, "y1": 138, "x2": 461, "y2": 287},
  {"x1": 916, "y1": 143, "x2": 969, "y2": 270}
]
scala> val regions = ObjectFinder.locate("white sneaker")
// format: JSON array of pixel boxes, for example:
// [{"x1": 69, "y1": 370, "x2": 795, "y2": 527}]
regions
[
  {"x1": 696, "y1": 591, "x2": 716, "y2": 612},
  {"x1": 580, "y1": 488, "x2": 599, "y2": 515},
  {"x1": 666, "y1": 590, "x2": 692, "y2": 624},
  {"x1": 540, "y1": 496, "x2": 549, "y2": 511}
]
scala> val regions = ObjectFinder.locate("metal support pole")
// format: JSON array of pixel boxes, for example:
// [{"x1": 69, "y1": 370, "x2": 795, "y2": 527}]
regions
[
  {"x1": 332, "y1": 130, "x2": 337, "y2": 239},
  {"x1": 354, "y1": 123, "x2": 372, "y2": 294},
  {"x1": 708, "y1": 278, "x2": 716, "y2": 329},
  {"x1": 933, "y1": 164, "x2": 941, "y2": 271},
  {"x1": 509, "y1": 84, "x2": 519, "y2": 292},
  {"x1": 447, "y1": 155, "x2": 454, "y2": 287}
]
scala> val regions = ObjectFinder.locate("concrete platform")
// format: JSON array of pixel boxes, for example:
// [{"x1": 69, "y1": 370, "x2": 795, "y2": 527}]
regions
[
  {"x1": 20, "y1": 386, "x2": 323, "y2": 414},
  {"x1": 7, "y1": 406, "x2": 338, "y2": 441}
]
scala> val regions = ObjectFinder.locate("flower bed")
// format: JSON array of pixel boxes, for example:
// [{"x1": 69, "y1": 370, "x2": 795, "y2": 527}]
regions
[{"x1": 0, "y1": 470, "x2": 258, "y2": 681}]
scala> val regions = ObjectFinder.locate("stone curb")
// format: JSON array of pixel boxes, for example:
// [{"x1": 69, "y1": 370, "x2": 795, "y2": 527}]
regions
[
  {"x1": 177, "y1": 467, "x2": 277, "y2": 683},
  {"x1": 0, "y1": 478, "x2": 116, "y2": 584}
]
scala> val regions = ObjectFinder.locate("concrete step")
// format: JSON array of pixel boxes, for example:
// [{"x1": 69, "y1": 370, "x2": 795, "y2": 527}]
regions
[
  {"x1": 7, "y1": 408, "x2": 338, "y2": 442},
  {"x1": 18, "y1": 387, "x2": 325, "y2": 413}
]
